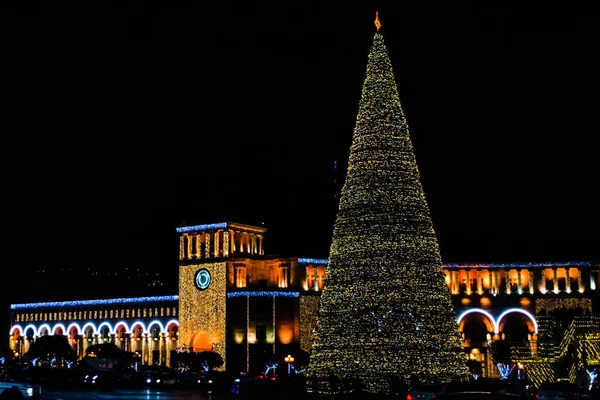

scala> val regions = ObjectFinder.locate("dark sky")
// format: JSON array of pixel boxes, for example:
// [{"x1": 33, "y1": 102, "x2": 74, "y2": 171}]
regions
[{"x1": 2, "y1": 2, "x2": 599, "y2": 279}]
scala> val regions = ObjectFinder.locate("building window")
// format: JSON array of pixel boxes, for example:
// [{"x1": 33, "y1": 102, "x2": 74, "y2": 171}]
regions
[
  {"x1": 256, "y1": 324, "x2": 267, "y2": 342},
  {"x1": 278, "y1": 267, "x2": 289, "y2": 288},
  {"x1": 236, "y1": 267, "x2": 247, "y2": 288}
]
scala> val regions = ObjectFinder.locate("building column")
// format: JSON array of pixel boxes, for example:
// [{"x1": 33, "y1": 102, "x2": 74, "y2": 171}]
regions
[
  {"x1": 450, "y1": 270, "x2": 456, "y2": 295},
  {"x1": 529, "y1": 333, "x2": 538, "y2": 358},
  {"x1": 214, "y1": 230, "x2": 221, "y2": 257},
  {"x1": 528, "y1": 270, "x2": 535, "y2": 294},
  {"x1": 577, "y1": 268, "x2": 584, "y2": 293},
  {"x1": 179, "y1": 235, "x2": 185, "y2": 260},
  {"x1": 566, "y1": 268, "x2": 573, "y2": 293},
  {"x1": 142, "y1": 334, "x2": 149, "y2": 365},
  {"x1": 166, "y1": 336, "x2": 172, "y2": 368},
  {"x1": 466, "y1": 269, "x2": 473, "y2": 295},
  {"x1": 517, "y1": 269, "x2": 523, "y2": 294},
  {"x1": 258, "y1": 235, "x2": 263, "y2": 255},
  {"x1": 476, "y1": 269, "x2": 483, "y2": 294},
  {"x1": 195, "y1": 234, "x2": 201, "y2": 259},
  {"x1": 186, "y1": 235, "x2": 193, "y2": 260},
  {"x1": 553, "y1": 268, "x2": 559, "y2": 294},
  {"x1": 205, "y1": 233, "x2": 211, "y2": 258},
  {"x1": 223, "y1": 230, "x2": 230, "y2": 257}
]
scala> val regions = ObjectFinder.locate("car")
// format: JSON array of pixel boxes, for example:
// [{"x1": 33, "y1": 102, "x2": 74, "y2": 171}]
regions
[
  {"x1": 176, "y1": 370, "x2": 209, "y2": 390},
  {"x1": 536, "y1": 381, "x2": 591, "y2": 400},
  {"x1": 433, "y1": 378, "x2": 530, "y2": 399},
  {"x1": 0, "y1": 378, "x2": 42, "y2": 399},
  {"x1": 407, "y1": 382, "x2": 445, "y2": 400},
  {"x1": 82, "y1": 370, "x2": 120, "y2": 388}
]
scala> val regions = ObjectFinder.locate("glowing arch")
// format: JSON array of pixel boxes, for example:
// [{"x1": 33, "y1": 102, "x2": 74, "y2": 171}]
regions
[
  {"x1": 97, "y1": 322, "x2": 113, "y2": 336},
  {"x1": 81, "y1": 322, "x2": 97, "y2": 336},
  {"x1": 37, "y1": 323, "x2": 52, "y2": 336},
  {"x1": 66, "y1": 322, "x2": 82, "y2": 335},
  {"x1": 457, "y1": 309, "x2": 498, "y2": 333},
  {"x1": 112, "y1": 321, "x2": 130, "y2": 335},
  {"x1": 9, "y1": 325, "x2": 23, "y2": 336},
  {"x1": 23, "y1": 324, "x2": 37, "y2": 337},
  {"x1": 165, "y1": 319, "x2": 179, "y2": 330},
  {"x1": 456, "y1": 308, "x2": 498, "y2": 333},
  {"x1": 146, "y1": 320, "x2": 165, "y2": 334},
  {"x1": 52, "y1": 323, "x2": 67, "y2": 335},
  {"x1": 496, "y1": 308, "x2": 538, "y2": 334},
  {"x1": 129, "y1": 321, "x2": 146, "y2": 335}
]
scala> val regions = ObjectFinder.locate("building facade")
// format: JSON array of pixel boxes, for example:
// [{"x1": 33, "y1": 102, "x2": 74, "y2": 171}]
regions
[{"x1": 7, "y1": 222, "x2": 600, "y2": 381}]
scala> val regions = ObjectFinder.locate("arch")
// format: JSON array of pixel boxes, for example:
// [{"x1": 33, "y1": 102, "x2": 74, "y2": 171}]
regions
[
  {"x1": 97, "y1": 322, "x2": 113, "y2": 335},
  {"x1": 146, "y1": 320, "x2": 165, "y2": 334},
  {"x1": 457, "y1": 309, "x2": 497, "y2": 333},
  {"x1": 167, "y1": 320, "x2": 179, "y2": 342},
  {"x1": 66, "y1": 322, "x2": 82, "y2": 336},
  {"x1": 129, "y1": 321, "x2": 146, "y2": 335},
  {"x1": 82, "y1": 322, "x2": 97, "y2": 336},
  {"x1": 112, "y1": 321, "x2": 130, "y2": 335},
  {"x1": 52, "y1": 323, "x2": 67, "y2": 336},
  {"x1": 9, "y1": 325, "x2": 23, "y2": 336},
  {"x1": 23, "y1": 324, "x2": 37, "y2": 339},
  {"x1": 496, "y1": 308, "x2": 538, "y2": 334},
  {"x1": 37, "y1": 323, "x2": 52, "y2": 336},
  {"x1": 190, "y1": 330, "x2": 212, "y2": 352},
  {"x1": 165, "y1": 319, "x2": 179, "y2": 330}
]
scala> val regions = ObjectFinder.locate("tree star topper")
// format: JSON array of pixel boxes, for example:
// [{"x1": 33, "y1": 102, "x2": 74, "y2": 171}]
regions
[{"x1": 375, "y1": 11, "x2": 381, "y2": 31}]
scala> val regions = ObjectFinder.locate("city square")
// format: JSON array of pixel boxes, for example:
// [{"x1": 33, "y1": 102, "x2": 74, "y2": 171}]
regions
[{"x1": 2, "y1": 4, "x2": 599, "y2": 400}]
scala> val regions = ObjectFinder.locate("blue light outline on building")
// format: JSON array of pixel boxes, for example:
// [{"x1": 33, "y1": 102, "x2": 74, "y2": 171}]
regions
[
  {"x1": 176, "y1": 222, "x2": 228, "y2": 233},
  {"x1": 298, "y1": 258, "x2": 329, "y2": 264},
  {"x1": 443, "y1": 261, "x2": 592, "y2": 269},
  {"x1": 10, "y1": 295, "x2": 180, "y2": 310},
  {"x1": 227, "y1": 291, "x2": 299, "y2": 298}
]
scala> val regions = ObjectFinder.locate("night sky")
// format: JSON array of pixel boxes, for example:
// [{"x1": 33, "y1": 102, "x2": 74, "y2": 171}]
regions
[{"x1": 3, "y1": 2, "x2": 599, "y2": 283}]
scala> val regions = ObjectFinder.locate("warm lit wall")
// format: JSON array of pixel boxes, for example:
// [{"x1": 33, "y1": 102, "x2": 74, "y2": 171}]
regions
[{"x1": 178, "y1": 262, "x2": 227, "y2": 370}]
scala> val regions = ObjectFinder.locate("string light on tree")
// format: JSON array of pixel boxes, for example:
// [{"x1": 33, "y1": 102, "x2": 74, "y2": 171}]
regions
[{"x1": 307, "y1": 12, "x2": 469, "y2": 394}]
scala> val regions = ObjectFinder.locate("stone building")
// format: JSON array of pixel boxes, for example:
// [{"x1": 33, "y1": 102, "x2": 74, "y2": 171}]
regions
[{"x1": 7, "y1": 222, "x2": 599, "y2": 380}]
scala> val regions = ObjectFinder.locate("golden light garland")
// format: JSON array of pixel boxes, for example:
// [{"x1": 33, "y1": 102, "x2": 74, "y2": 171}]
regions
[
  {"x1": 178, "y1": 261, "x2": 227, "y2": 370},
  {"x1": 307, "y1": 29, "x2": 469, "y2": 393}
]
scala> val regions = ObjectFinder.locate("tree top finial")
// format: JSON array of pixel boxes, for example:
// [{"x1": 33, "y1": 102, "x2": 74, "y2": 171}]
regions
[{"x1": 375, "y1": 11, "x2": 381, "y2": 31}]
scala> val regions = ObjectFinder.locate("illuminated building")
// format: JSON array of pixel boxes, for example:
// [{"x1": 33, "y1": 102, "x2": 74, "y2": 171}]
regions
[
  {"x1": 447, "y1": 262, "x2": 600, "y2": 386},
  {"x1": 8, "y1": 222, "x2": 598, "y2": 381},
  {"x1": 5, "y1": 13, "x2": 600, "y2": 383},
  {"x1": 8, "y1": 222, "x2": 327, "y2": 374}
]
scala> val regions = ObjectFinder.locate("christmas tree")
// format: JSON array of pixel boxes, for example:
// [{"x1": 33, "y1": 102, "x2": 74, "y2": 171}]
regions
[{"x1": 307, "y1": 13, "x2": 469, "y2": 394}]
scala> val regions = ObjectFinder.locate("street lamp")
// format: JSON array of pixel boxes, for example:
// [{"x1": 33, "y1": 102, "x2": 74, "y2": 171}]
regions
[{"x1": 284, "y1": 354, "x2": 294, "y2": 375}]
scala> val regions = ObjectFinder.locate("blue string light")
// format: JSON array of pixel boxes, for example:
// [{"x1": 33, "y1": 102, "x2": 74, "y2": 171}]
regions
[
  {"x1": 10, "y1": 295, "x2": 179, "y2": 310},
  {"x1": 298, "y1": 258, "x2": 329, "y2": 264},
  {"x1": 444, "y1": 261, "x2": 592, "y2": 269},
  {"x1": 176, "y1": 222, "x2": 228, "y2": 233}
]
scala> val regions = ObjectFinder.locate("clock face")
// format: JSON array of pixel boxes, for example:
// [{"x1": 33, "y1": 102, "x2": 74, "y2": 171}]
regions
[{"x1": 194, "y1": 269, "x2": 211, "y2": 290}]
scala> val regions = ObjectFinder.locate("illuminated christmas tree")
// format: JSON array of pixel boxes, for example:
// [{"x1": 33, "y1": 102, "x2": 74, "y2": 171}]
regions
[{"x1": 307, "y1": 13, "x2": 469, "y2": 394}]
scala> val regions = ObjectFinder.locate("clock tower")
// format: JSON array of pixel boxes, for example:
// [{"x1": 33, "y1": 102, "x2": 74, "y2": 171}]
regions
[{"x1": 176, "y1": 221, "x2": 268, "y2": 371}]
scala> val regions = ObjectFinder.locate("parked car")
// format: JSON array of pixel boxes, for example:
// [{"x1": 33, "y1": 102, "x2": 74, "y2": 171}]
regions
[
  {"x1": 176, "y1": 370, "x2": 209, "y2": 390},
  {"x1": 82, "y1": 369, "x2": 120, "y2": 388},
  {"x1": 407, "y1": 382, "x2": 445, "y2": 400},
  {"x1": 0, "y1": 377, "x2": 42, "y2": 399},
  {"x1": 537, "y1": 381, "x2": 591, "y2": 400},
  {"x1": 433, "y1": 378, "x2": 530, "y2": 399},
  {"x1": 137, "y1": 365, "x2": 179, "y2": 389}
]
